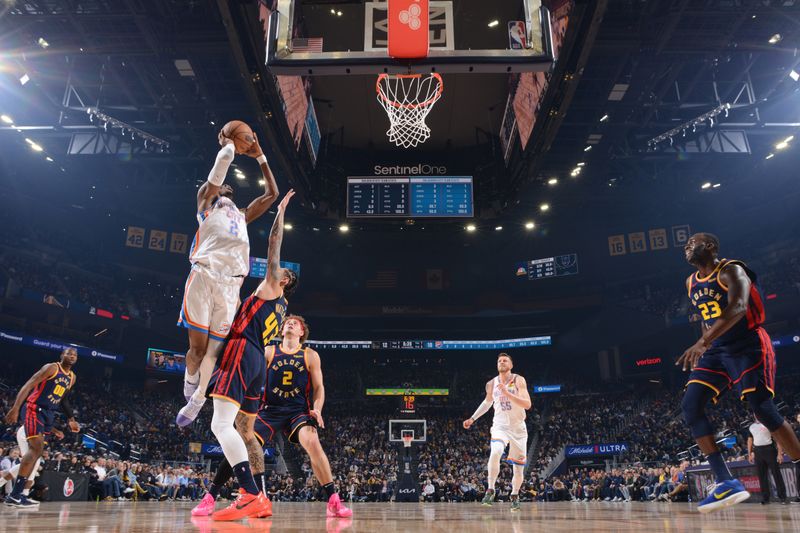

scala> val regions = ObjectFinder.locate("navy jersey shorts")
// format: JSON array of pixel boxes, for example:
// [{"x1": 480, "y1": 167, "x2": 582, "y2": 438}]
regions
[
  {"x1": 254, "y1": 405, "x2": 316, "y2": 445},
  {"x1": 208, "y1": 338, "x2": 266, "y2": 415},
  {"x1": 687, "y1": 327, "x2": 776, "y2": 401},
  {"x1": 19, "y1": 402, "x2": 55, "y2": 439}
]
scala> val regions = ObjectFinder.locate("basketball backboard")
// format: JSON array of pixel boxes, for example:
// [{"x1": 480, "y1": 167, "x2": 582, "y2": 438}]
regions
[{"x1": 265, "y1": 0, "x2": 554, "y2": 75}]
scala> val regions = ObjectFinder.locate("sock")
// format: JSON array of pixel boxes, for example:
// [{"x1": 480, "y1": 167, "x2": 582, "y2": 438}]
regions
[
  {"x1": 22, "y1": 488, "x2": 30, "y2": 496},
  {"x1": 707, "y1": 452, "x2": 734, "y2": 482},
  {"x1": 208, "y1": 483, "x2": 220, "y2": 499},
  {"x1": 511, "y1": 493, "x2": 519, "y2": 500},
  {"x1": 253, "y1": 472, "x2": 266, "y2": 494},
  {"x1": 185, "y1": 369, "x2": 199, "y2": 385},
  {"x1": 10, "y1": 476, "x2": 27, "y2": 498},
  {"x1": 486, "y1": 488, "x2": 494, "y2": 494},
  {"x1": 232, "y1": 461, "x2": 259, "y2": 496},
  {"x1": 323, "y1": 482, "x2": 336, "y2": 499}
]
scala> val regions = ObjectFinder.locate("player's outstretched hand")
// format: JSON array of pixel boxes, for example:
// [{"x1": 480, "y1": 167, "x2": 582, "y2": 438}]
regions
[
  {"x1": 4, "y1": 408, "x2": 19, "y2": 425},
  {"x1": 52, "y1": 428, "x2": 65, "y2": 440},
  {"x1": 277, "y1": 189, "x2": 295, "y2": 213},
  {"x1": 310, "y1": 409, "x2": 324, "y2": 429},
  {"x1": 676, "y1": 339, "x2": 707, "y2": 371},
  {"x1": 463, "y1": 418, "x2": 473, "y2": 429},
  {"x1": 68, "y1": 419, "x2": 80, "y2": 433},
  {"x1": 244, "y1": 134, "x2": 263, "y2": 159}
]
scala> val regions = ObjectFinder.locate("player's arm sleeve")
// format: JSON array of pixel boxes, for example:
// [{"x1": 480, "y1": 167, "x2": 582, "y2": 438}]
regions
[
  {"x1": 470, "y1": 399, "x2": 492, "y2": 421},
  {"x1": 207, "y1": 144, "x2": 235, "y2": 186},
  {"x1": 60, "y1": 390, "x2": 75, "y2": 420}
]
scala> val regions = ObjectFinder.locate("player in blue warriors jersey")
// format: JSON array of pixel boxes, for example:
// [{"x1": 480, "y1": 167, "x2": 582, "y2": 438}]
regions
[
  {"x1": 677, "y1": 233, "x2": 800, "y2": 513},
  {"x1": 200, "y1": 190, "x2": 298, "y2": 521},
  {"x1": 3, "y1": 348, "x2": 80, "y2": 508},
  {"x1": 255, "y1": 315, "x2": 352, "y2": 518}
]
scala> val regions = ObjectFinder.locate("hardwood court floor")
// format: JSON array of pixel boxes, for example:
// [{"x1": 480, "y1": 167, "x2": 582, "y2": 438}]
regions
[{"x1": 2, "y1": 501, "x2": 800, "y2": 532}]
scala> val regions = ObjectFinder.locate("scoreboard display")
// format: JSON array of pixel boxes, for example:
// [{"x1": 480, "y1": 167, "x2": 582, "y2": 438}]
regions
[
  {"x1": 516, "y1": 253, "x2": 579, "y2": 280},
  {"x1": 347, "y1": 176, "x2": 473, "y2": 218}
]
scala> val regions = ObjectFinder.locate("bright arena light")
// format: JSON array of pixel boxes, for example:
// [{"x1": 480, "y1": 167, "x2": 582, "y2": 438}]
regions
[
  {"x1": 488, "y1": 20, "x2": 499, "y2": 28},
  {"x1": 466, "y1": 224, "x2": 476, "y2": 232},
  {"x1": 495, "y1": 226, "x2": 503, "y2": 231},
  {"x1": 525, "y1": 221, "x2": 535, "y2": 230},
  {"x1": 339, "y1": 224, "x2": 349, "y2": 233},
  {"x1": 701, "y1": 182, "x2": 712, "y2": 189},
  {"x1": 0, "y1": 114, "x2": 12, "y2": 124},
  {"x1": 547, "y1": 178, "x2": 558, "y2": 185},
  {"x1": 284, "y1": 223, "x2": 293, "y2": 230},
  {"x1": 540, "y1": 203, "x2": 550, "y2": 212},
  {"x1": 19, "y1": 73, "x2": 30, "y2": 86}
]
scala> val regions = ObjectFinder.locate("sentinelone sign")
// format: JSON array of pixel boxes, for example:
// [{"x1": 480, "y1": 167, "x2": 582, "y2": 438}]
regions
[{"x1": 565, "y1": 443, "x2": 629, "y2": 457}]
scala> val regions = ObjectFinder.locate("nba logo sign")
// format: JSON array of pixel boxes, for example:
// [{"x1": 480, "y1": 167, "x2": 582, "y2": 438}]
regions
[
  {"x1": 508, "y1": 21, "x2": 527, "y2": 50},
  {"x1": 63, "y1": 477, "x2": 75, "y2": 497}
]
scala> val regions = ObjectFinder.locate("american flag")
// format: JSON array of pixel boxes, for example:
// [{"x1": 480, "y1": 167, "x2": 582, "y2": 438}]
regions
[
  {"x1": 292, "y1": 38, "x2": 323, "y2": 53},
  {"x1": 366, "y1": 270, "x2": 398, "y2": 289}
]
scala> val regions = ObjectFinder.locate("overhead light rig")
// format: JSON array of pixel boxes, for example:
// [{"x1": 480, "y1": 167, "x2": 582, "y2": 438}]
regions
[
  {"x1": 647, "y1": 103, "x2": 732, "y2": 149},
  {"x1": 85, "y1": 108, "x2": 170, "y2": 153}
]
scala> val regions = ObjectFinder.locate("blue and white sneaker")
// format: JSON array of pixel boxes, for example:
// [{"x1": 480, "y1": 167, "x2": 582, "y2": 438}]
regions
[
  {"x1": 5, "y1": 493, "x2": 40, "y2": 509},
  {"x1": 697, "y1": 479, "x2": 750, "y2": 514}
]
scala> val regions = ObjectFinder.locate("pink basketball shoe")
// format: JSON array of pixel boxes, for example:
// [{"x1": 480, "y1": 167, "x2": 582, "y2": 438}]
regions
[
  {"x1": 326, "y1": 493, "x2": 353, "y2": 518},
  {"x1": 191, "y1": 493, "x2": 216, "y2": 517}
]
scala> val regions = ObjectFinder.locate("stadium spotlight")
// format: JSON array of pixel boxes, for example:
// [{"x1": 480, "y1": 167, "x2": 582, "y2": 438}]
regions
[
  {"x1": 19, "y1": 73, "x2": 30, "y2": 86},
  {"x1": 488, "y1": 20, "x2": 500, "y2": 28},
  {"x1": 768, "y1": 33, "x2": 782, "y2": 45},
  {"x1": 548, "y1": 178, "x2": 558, "y2": 185},
  {"x1": 0, "y1": 114, "x2": 12, "y2": 124},
  {"x1": 540, "y1": 203, "x2": 550, "y2": 212},
  {"x1": 495, "y1": 225, "x2": 503, "y2": 231},
  {"x1": 284, "y1": 223, "x2": 293, "y2": 230},
  {"x1": 791, "y1": 70, "x2": 800, "y2": 82},
  {"x1": 583, "y1": 145, "x2": 592, "y2": 152},
  {"x1": 525, "y1": 221, "x2": 535, "y2": 230},
  {"x1": 339, "y1": 224, "x2": 349, "y2": 233},
  {"x1": 466, "y1": 224, "x2": 476, "y2": 232},
  {"x1": 577, "y1": 162, "x2": 585, "y2": 167},
  {"x1": 257, "y1": 179, "x2": 265, "y2": 185},
  {"x1": 701, "y1": 182, "x2": 712, "y2": 189},
  {"x1": 765, "y1": 153, "x2": 775, "y2": 160},
  {"x1": 713, "y1": 183, "x2": 721, "y2": 188},
  {"x1": 45, "y1": 156, "x2": 54, "y2": 162},
  {"x1": 599, "y1": 114, "x2": 609, "y2": 122},
  {"x1": 37, "y1": 37, "x2": 49, "y2": 49}
]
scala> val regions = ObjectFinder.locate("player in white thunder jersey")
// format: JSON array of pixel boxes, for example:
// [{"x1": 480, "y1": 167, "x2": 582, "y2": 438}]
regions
[
  {"x1": 463, "y1": 353, "x2": 531, "y2": 512},
  {"x1": 176, "y1": 132, "x2": 279, "y2": 427}
]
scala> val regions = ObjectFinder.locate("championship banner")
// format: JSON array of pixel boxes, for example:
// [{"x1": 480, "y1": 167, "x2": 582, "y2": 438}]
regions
[
  {"x1": 41, "y1": 471, "x2": 89, "y2": 502},
  {"x1": 366, "y1": 388, "x2": 448, "y2": 396}
]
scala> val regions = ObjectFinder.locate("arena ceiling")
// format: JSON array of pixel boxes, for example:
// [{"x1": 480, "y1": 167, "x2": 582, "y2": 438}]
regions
[{"x1": 2, "y1": 0, "x2": 800, "y2": 227}]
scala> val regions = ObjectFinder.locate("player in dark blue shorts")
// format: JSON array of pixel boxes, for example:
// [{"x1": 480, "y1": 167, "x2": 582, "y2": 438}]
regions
[
  {"x1": 255, "y1": 314, "x2": 352, "y2": 518},
  {"x1": 677, "y1": 233, "x2": 800, "y2": 513},
  {"x1": 2, "y1": 348, "x2": 80, "y2": 508},
  {"x1": 200, "y1": 190, "x2": 298, "y2": 521}
]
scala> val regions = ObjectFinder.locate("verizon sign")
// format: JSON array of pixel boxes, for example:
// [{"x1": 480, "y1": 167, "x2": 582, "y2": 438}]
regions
[{"x1": 635, "y1": 357, "x2": 662, "y2": 367}]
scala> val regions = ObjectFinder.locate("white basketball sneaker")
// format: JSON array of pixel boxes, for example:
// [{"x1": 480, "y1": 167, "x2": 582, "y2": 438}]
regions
[{"x1": 176, "y1": 398, "x2": 206, "y2": 427}]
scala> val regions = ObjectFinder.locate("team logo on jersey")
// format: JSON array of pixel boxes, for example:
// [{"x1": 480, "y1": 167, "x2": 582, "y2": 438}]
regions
[
  {"x1": 218, "y1": 322, "x2": 231, "y2": 334},
  {"x1": 63, "y1": 478, "x2": 75, "y2": 497}
]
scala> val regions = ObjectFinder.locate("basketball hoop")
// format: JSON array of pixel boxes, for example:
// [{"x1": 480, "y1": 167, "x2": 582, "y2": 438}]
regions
[
  {"x1": 376, "y1": 73, "x2": 444, "y2": 148},
  {"x1": 402, "y1": 434, "x2": 414, "y2": 448}
]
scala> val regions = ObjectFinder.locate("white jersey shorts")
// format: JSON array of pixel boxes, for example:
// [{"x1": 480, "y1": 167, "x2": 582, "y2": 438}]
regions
[
  {"x1": 490, "y1": 423, "x2": 528, "y2": 466},
  {"x1": 178, "y1": 263, "x2": 243, "y2": 342}
]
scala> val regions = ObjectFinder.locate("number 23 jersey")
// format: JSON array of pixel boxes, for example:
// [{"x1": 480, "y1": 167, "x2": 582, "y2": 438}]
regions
[{"x1": 688, "y1": 258, "x2": 766, "y2": 346}]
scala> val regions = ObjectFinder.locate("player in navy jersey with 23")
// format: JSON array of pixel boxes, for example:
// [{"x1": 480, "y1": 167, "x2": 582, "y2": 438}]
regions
[
  {"x1": 3, "y1": 348, "x2": 80, "y2": 508},
  {"x1": 676, "y1": 233, "x2": 800, "y2": 513}
]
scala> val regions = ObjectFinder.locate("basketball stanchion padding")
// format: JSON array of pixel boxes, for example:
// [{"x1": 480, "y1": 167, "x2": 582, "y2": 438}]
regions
[
  {"x1": 376, "y1": 73, "x2": 443, "y2": 148},
  {"x1": 388, "y1": 0, "x2": 429, "y2": 58}
]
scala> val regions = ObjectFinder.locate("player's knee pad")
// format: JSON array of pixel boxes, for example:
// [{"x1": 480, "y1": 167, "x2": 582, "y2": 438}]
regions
[
  {"x1": 489, "y1": 440, "x2": 505, "y2": 459},
  {"x1": 681, "y1": 384, "x2": 715, "y2": 438},
  {"x1": 210, "y1": 399, "x2": 238, "y2": 437},
  {"x1": 746, "y1": 390, "x2": 784, "y2": 431}
]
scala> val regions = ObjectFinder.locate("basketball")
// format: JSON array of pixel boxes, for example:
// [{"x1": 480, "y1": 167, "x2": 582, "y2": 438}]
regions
[{"x1": 221, "y1": 120, "x2": 255, "y2": 153}]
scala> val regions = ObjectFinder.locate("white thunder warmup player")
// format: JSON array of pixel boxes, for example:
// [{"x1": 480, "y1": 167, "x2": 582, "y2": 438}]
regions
[
  {"x1": 463, "y1": 353, "x2": 531, "y2": 512},
  {"x1": 176, "y1": 132, "x2": 279, "y2": 427}
]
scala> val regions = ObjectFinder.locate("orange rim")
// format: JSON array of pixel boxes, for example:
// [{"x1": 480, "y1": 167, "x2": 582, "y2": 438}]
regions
[{"x1": 377, "y1": 73, "x2": 444, "y2": 110}]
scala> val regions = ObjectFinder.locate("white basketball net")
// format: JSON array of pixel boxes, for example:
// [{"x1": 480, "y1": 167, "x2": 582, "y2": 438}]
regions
[{"x1": 376, "y1": 73, "x2": 443, "y2": 148}]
